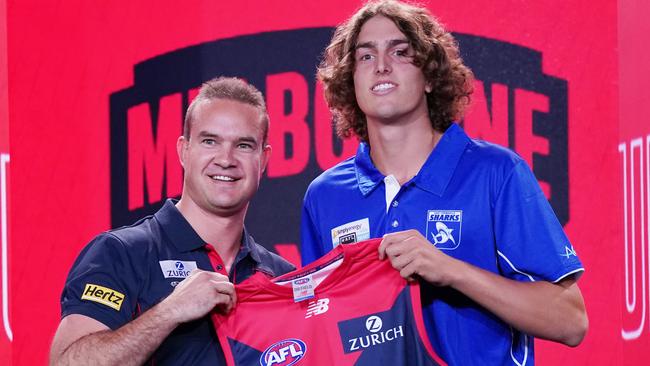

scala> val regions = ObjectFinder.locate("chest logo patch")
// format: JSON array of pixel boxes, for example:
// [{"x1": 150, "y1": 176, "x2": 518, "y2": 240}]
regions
[
  {"x1": 426, "y1": 210, "x2": 462, "y2": 250},
  {"x1": 159, "y1": 260, "x2": 198, "y2": 279},
  {"x1": 330, "y1": 218, "x2": 370, "y2": 247}
]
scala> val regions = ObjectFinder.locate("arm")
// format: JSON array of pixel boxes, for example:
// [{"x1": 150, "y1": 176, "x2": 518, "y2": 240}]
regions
[
  {"x1": 379, "y1": 230, "x2": 588, "y2": 347},
  {"x1": 50, "y1": 270, "x2": 236, "y2": 366}
]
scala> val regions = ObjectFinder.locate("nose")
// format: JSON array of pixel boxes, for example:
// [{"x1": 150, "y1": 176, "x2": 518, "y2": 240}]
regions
[
  {"x1": 375, "y1": 53, "x2": 392, "y2": 75},
  {"x1": 213, "y1": 145, "x2": 236, "y2": 168}
]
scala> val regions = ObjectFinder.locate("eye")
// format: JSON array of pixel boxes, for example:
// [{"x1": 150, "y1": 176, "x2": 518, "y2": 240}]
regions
[
  {"x1": 358, "y1": 53, "x2": 374, "y2": 62},
  {"x1": 237, "y1": 142, "x2": 254, "y2": 150},
  {"x1": 201, "y1": 138, "x2": 216, "y2": 146},
  {"x1": 393, "y1": 48, "x2": 411, "y2": 57}
]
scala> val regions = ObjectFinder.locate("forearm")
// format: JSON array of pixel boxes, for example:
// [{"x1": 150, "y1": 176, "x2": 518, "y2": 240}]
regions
[
  {"x1": 448, "y1": 260, "x2": 588, "y2": 346},
  {"x1": 53, "y1": 303, "x2": 179, "y2": 366}
]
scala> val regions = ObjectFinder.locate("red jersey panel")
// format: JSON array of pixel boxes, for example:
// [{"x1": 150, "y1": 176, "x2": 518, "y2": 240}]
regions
[{"x1": 212, "y1": 239, "x2": 446, "y2": 366}]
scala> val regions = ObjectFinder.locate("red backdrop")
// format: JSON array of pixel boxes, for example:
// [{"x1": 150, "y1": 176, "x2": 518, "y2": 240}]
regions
[{"x1": 3, "y1": 0, "x2": 648, "y2": 364}]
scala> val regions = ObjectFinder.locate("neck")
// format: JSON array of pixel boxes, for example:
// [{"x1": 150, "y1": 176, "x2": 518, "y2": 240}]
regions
[
  {"x1": 175, "y1": 198, "x2": 245, "y2": 269},
  {"x1": 366, "y1": 117, "x2": 443, "y2": 185}
]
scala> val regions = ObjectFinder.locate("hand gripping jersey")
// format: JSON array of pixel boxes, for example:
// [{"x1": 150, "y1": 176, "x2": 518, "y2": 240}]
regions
[{"x1": 212, "y1": 238, "x2": 446, "y2": 366}]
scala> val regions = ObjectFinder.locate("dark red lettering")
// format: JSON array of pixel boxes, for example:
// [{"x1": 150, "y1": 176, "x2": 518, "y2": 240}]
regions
[
  {"x1": 266, "y1": 72, "x2": 310, "y2": 178},
  {"x1": 463, "y1": 81, "x2": 508, "y2": 147},
  {"x1": 514, "y1": 89, "x2": 550, "y2": 197},
  {"x1": 314, "y1": 81, "x2": 359, "y2": 170},
  {"x1": 127, "y1": 94, "x2": 183, "y2": 210}
]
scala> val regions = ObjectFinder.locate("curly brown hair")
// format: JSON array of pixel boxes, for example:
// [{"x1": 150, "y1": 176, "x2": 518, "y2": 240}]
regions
[{"x1": 317, "y1": 0, "x2": 474, "y2": 141}]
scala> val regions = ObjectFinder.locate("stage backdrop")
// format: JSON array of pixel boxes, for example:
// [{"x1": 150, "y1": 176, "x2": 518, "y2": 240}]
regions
[{"x1": 4, "y1": 0, "x2": 649, "y2": 364}]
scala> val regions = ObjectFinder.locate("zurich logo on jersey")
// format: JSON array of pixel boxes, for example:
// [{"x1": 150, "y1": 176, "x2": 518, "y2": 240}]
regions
[
  {"x1": 426, "y1": 210, "x2": 462, "y2": 250},
  {"x1": 260, "y1": 338, "x2": 307, "y2": 366}
]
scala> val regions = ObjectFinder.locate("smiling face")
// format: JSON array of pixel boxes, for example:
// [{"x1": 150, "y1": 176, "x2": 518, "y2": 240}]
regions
[
  {"x1": 177, "y1": 98, "x2": 270, "y2": 217},
  {"x1": 353, "y1": 16, "x2": 431, "y2": 126}
]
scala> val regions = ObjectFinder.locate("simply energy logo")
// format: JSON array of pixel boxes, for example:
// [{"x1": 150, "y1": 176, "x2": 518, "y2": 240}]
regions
[
  {"x1": 259, "y1": 338, "x2": 307, "y2": 366},
  {"x1": 108, "y1": 29, "x2": 570, "y2": 253}
]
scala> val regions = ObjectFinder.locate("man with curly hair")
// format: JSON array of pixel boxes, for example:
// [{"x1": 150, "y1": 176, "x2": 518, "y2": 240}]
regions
[{"x1": 300, "y1": 1, "x2": 588, "y2": 364}]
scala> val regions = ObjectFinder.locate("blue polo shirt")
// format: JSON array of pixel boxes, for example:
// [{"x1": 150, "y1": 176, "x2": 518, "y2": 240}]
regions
[
  {"x1": 300, "y1": 123, "x2": 584, "y2": 366},
  {"x1": 61, "y1": 199, "x2": 294, "y2": 365}
]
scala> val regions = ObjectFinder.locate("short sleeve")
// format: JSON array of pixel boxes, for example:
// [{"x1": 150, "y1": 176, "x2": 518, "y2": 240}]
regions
[
  {"x1": 494, "y1": 161, "x2": 584, "y2": 283},
  {"x1": 60, "y1": 233, "x2": 142, "y2": 330}
]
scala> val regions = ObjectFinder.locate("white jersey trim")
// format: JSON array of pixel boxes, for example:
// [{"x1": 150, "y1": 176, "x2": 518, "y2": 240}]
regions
[
  {"x1": 497, "y1": 251, "x2": 535, "y2": 282},
  {"x1": 509, "y1": 328, "x2": 528, "y2": 366},
  {"x1": 553, "y1": 268, "x2": 585, "y2": 283}
]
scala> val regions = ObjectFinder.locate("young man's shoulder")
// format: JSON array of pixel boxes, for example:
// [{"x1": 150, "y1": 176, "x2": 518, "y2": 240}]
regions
[
  {"x1": 466, "y1": 137, "x2": 523, "y2": 166},
  {"x1": 306, "y1": 155, "x2": 358, "y2": 194}
]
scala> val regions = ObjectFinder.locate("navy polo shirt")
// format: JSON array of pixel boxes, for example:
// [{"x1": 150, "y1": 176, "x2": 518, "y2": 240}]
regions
[
  {"x1": 61, "y1": 199, "x2": 294, "y2": 365},
  {"x1": 300, "y1": 124, "x2": 584, "y2": 365}
]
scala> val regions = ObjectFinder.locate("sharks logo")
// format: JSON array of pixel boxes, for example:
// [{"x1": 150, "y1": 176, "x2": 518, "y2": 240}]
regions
[
  {"x1": 431, "y1": 222, "x2": 456, "y2": 246},
  {"x1": 426, "y1": 210, "x2": 462, "y2": 250}
]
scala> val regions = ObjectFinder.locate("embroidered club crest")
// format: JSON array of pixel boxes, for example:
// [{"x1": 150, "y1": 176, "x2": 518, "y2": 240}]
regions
[{"x1": 426, "y1": 210, "x2": 462, "y2": 250}]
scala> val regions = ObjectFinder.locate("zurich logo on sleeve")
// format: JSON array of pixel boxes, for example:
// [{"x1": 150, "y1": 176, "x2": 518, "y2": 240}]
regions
[
  {"x1": 260, "y1": 338, "x2": 307, "y2": 366},
  {"x1": 426, "y1": 210, "x2": 462, "y2": 250}
]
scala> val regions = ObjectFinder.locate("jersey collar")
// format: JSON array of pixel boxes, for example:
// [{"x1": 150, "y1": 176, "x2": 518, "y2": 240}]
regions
[
  {"x1": 155, "y1": 200, "x2": 269, "y2": 272},
  {"x1": 155, "y1": 199, "x2": 206, "y2": 252},
  {"x1": 354, "y1": 123, "x2": 470, "y2": 197}
]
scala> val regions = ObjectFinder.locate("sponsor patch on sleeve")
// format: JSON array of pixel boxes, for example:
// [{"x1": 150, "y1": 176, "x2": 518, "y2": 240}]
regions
[
  {"x1": 81, "y1": 284, "x2": 125, "y2": 311},
  {"x1": 331, "y1": 218, "x2": 370, "y2": 247}
]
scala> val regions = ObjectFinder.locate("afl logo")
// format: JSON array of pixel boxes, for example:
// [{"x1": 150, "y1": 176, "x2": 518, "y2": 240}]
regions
[
  {"x1": 260, "y1": 338, "x2": 307, "y2": 366},
  {"x1": 293, "y1": 278, "x2": 309, "y2": 285}
]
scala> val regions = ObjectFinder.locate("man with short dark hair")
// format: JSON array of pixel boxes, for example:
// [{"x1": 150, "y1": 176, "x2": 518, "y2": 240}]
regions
[
  {"x1": 301, "y1": 1, "x2": 588, "y2": 364},
  {"x1": 50, "y1": 77, "x2": 294, "y2": 365}
]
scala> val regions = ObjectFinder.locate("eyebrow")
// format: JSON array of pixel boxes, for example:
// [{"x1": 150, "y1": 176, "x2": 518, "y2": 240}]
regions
[
  {"x1": 355, "y1": 39, "x2": 410, "y2": 51},
  {"x1": 237, "y1": 136, "x2": 259, "y2": 145},
  {"x1": 197, "y1": 131, "x2": 220, "y2": 140},
  {"x1": 197, "y1": 131, "x2": 259, "y2": 145}
]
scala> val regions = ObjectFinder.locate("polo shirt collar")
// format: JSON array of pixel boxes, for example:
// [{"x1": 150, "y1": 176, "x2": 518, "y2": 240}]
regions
[
  {"x1": 354, "y1": 142, "x2": 386, "y2": 196},
  {"x1": 155, "y1": 199, "x2": 206, "y2": 252},
  {"x1": 240, "y1": 228, "x2": 275, "y2": 276},
  {"x1": 155, "y1": 199, "x2": 272, "y2": 273},
  {"x1": 354, "y1": 123, "x2": 470, "y2": 197}
]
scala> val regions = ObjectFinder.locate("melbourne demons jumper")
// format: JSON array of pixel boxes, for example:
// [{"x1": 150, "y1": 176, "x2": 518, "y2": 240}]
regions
[{"x1": 212, "y1": 238, "x2": 446, "y2": 366}]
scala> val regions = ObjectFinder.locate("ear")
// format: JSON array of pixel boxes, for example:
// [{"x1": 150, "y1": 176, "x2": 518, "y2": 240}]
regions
[
  {"x1": 177, "y1": 136, "x2": 188, "y2": 168},
  {"x1": 425, "y1": 82, "x2": 433, "y2": 93},
  {"x1": 260, "y1": 144, "x2": 272, "y2": 174}
]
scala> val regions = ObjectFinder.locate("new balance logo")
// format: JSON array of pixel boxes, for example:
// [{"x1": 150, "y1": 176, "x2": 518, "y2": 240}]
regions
[{"x1": 305, "y1": 298, "x2": 329, "y2": 318}]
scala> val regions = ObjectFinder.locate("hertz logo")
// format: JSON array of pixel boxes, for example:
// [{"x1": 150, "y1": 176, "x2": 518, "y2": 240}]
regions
[{"x1": 81, "y1": 284, "x2": 125, "y2": 311}]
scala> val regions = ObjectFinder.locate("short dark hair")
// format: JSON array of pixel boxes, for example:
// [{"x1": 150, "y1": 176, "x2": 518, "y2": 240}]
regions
[
  {"x1": 184, "y1": 77, "x2": 269, "y2": 142},
  {"x1": 318, "y1": 0, "x2": 474, "y2": 141}
]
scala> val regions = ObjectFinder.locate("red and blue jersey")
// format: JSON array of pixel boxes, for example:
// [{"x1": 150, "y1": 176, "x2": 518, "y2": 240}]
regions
[{"x1": 213, "y1": 238, "x2": 446, "y2": 366}]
